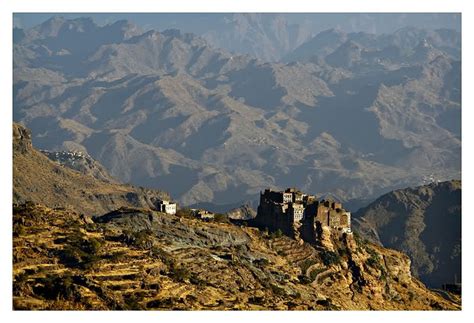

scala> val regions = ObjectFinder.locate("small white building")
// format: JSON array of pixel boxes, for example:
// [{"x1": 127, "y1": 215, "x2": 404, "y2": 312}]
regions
[{"x1": 157, "y1": 200, "x2": 177, "y2": 215}]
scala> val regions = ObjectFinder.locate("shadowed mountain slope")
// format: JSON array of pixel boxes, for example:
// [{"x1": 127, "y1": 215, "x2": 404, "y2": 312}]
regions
[{"x1": 353, "y1": 180, "x2": 461, "y2": 288}]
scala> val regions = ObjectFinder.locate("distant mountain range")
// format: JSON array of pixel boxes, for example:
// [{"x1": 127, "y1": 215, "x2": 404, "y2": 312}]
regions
[
  {"x1": 353, "y1": 180, "x2": 461, "y2": 289},
  {"x1": 15, "y1": 13, "x2": 460, "y2": 62},
  {"x1": 13, "y1": 16, "x2": 461, "y2": 208}
]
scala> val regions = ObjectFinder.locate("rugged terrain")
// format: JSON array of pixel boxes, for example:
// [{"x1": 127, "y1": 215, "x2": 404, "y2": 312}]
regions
[
  {"x1": 13, "y1": 203, "x2": 460, "y2": 310},
  {"x1": 12, "y1": 123, "x2": 460, "y2": 310},
  {"x1": 13, "y1": 16, "x2": 460, "y2": 208},
  {"x1": 353, "y1": 180, "x2": 461, "y2": 289}
]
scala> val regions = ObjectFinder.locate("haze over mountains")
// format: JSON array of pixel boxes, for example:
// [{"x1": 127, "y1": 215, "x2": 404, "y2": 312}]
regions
[
  {"x1": 13, "y1": 14, "x2": 461, "y2": 209},
  {"x1": 15, "y1": 13, "x2": 460, "y2": 62}
]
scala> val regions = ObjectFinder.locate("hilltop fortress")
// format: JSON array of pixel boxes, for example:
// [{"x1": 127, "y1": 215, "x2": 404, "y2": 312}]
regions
[{"x1": 255, "y1": 188, "x2": 351, "y2": 245}]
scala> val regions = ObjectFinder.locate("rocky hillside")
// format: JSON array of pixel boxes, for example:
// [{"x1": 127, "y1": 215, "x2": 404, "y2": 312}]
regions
[
  {"x1": 13, "y1": 203, "x2": 460, "y2": 310},
  {"x1": 41, "y1": 150, "x2": 117, "y2": 183},
  {"x1": 13, "y1": 122, "x2": 170, "y2": 216},
  {"x1": 13, "y1": 17, "x2": 460, "y2": 208},
  {"x1": 353, "y1": 180, "x2": 461, "y2": 288}
]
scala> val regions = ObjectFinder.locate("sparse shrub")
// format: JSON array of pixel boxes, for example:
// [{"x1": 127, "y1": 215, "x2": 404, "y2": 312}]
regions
[
  {"x1": 214, "y1": 213, "x2": 229, "y2": 223},
  {"x1": 176, "y1": 208, "x2": 193, "y2": 218},
  {"x1": 86, "y1": 237, "x2": 103, "y2": 254},
  {"x1": 248, "y1": 295, "x2": 265, "y2": 305},
  {"x1": 366, "y1": 255, "x2": 379, "y2": 268},
  {"x1": 270, "y1": 283, "x2": 286, "y2": 296},
  {"x1": 189, "y1": 273, "x2": 207, "y2": 288},
  {"x1": 353, "y1": 231, "x2": 366, "y2": 246},
  {"x1": 13, "y1": 271, "x2": 31, "y2": 296},
  {"x1": 59, "y1": 230, "x2": 104, "y2": 269},
  {"x1": 84, "y1": 222, "x2": 98, "y2": 232},
  {"x1": 269, "y1": 229, "x2": 283, "y2": 239},
  {"x1": 254, "y1": 258, "x2": 270, "y2": 267},
  {"x1": 316, "y1": 298, "x2": 331, "y2": 307},
  {"x1": 149, "y1": 247, "x2": 175, "y2": 266},
  {"x1": 299, "y1": 258, "x2": 317, "y2": 273},
  {"x1": 309, "y1": 267, "x2": 326, "y2": 281},
  {"x1": 319, "y1": 250, "x2": 341, "y2": 266},
  {"x1": 337, "y1": 246, "x2": 348, "y2": 258},
  {"x1": 33, "y1": 273, "x2": 77, "y2": 301},
  {"x1": 169, "y1": 264, "x2": 190, "y2": 282},
  {"x1": 123, "y1": 293, "x2": 145, "y2": 310},
  {"x1": 120, "y1": 229, "x2": 154, "y2": 249},
  {"x1": 13, "y1": 224, "x2": 26, "y2": 237},
  {"x1": 108, "y1": 251, "x2": 127, "y2": 263},
  {"x1": 298, "y1": 275, "x2": 312, "y2": 284},
  {"x1": 365, "y1": 247, "x2": 384, "y2": 271},
  {"x1": 146, "y1": 297, "x2": 179, "y2": 309}
]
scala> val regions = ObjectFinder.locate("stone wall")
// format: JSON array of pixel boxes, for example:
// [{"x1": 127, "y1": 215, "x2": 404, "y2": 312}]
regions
[
  {"x1": 255, "y1": 189, "x2": 352, "y2": 244},
  {"x1": 255, "y1": 200, "x2": 296, "y2": 238}
]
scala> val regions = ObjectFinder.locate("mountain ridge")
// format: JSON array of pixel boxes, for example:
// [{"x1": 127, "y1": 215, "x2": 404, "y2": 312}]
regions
[{"x1": 13, "y1": 17, "x2": 461, "y2": 207}]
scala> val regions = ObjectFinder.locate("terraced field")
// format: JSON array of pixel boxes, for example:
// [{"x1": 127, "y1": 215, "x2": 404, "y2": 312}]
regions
[{"x1": 13, "y1": 203, "x2": 460, "y2": 310}]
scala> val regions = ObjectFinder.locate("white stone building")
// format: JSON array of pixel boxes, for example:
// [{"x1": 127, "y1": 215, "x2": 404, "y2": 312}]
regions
[{"x1": 157, "y1": 200, "x2": 177, "y2": 215}]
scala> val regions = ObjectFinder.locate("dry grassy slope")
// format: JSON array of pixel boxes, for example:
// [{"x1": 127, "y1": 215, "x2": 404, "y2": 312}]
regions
[
  {"x1": 13, "y1": 203, "x2": 460, "y2": 310},
  {"x1": 13, "y1": 123, "x2": 169, "y2": 216}
]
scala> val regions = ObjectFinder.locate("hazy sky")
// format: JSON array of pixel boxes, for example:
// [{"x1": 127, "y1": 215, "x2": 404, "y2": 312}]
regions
[{"x1": 13, "y1": 13, "x2": 461, "y2": 35}]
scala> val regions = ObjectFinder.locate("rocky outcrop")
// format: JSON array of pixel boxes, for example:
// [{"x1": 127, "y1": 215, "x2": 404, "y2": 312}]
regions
[{"x1": 12, "y1": 122, "x2": 32, "y2": 153}]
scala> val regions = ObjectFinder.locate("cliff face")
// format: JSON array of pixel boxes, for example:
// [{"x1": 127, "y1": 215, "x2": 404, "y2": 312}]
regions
[
  {"x1": 13, "y1": 122, "x2": 170, "y2": 216},
  {"x1": 353, "y1": 180, "x2": 461, "y2": 288},
  {"x1": 13, "y1": 203, "x2": 460, "y2": 310}
]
